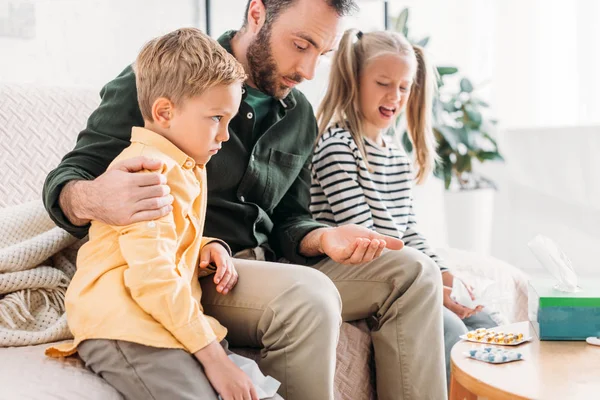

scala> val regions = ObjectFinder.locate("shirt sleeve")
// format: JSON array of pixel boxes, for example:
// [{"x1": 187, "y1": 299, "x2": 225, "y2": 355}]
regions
[
  {"x1": 43, "y1": 65, "x2": 143, "y2": 238},
  {"x1": 117, "y1": 210, "x2": 218, "y2": 354},
  {"x1": 311, "y1": 137, "x2": 375, "y2": 229},
  {"x1": 401, "y1": 203, "x2": 448, "y2": 271}
]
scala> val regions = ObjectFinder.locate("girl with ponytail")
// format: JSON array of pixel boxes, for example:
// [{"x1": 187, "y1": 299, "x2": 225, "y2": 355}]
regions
[{"x1": 311, "y1": 28, "x2": 496, "y2": 383}]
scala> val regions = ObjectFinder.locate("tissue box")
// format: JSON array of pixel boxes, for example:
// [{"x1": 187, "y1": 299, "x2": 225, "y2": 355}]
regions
[{"x1": 528, "y1": 278, "x2": 600, "y2": 340}]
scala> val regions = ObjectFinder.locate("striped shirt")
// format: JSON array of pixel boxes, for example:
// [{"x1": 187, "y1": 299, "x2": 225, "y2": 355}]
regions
[{"x1": 310, "y1": 125, "x2": 446, "y2": 271}]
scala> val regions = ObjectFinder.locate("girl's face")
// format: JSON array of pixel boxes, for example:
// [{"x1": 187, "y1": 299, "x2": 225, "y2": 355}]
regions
[{"x1": 359, "y1": 53, "x2": 416, "y2": 137}]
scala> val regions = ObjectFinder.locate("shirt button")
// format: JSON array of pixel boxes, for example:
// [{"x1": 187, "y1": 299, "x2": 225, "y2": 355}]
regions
[
  {"x1": 247, "y1": 112, "x2": 253, "y2": 119},
  {"x1": 184, "y1": 160, "x2": 193, "y2": 168},
  {"x1": 147, "y1": 221, "x2": 156, "y2": 228},
  {"x1": 242, "y1": 88, "x2": 246, "y2": 94},
  {"x1": 240, "y1": 196, "x2": 245, "y2": 202}
]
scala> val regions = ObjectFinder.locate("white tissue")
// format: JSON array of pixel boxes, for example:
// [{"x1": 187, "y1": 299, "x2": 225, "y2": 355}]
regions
[
  {"x1": 528, "y1": 235, "x2": 579, "y2": 292},
  {"x1": 450, "y1": 278, "x2": 480, "y2": 309},
  {"x1": 217, "y1": 354, "x2": 281, "y2": 400}
]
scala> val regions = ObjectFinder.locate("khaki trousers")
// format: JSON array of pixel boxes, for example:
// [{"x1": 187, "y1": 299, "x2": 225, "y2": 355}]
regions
[{"x1": 199, "y1": 247, "x2": 446, "y2": 400}]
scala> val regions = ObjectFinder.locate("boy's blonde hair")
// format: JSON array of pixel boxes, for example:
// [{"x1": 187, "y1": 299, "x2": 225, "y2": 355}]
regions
[
  {"x1": 317, "y1": 29, "x2": 436, "y2": 183},
  {"x1": 134, "y1": 27, "x2": 246, "y2": 122}
]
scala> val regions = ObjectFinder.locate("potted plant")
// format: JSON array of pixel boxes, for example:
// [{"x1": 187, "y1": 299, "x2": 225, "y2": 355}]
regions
[{"x1": 392, "y1": 8, "x2": 504, "y2": 254}]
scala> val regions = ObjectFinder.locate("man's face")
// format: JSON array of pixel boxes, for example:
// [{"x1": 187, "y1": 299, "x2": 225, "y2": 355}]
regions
[{"x1": 246, "y1": 0, "x2": 342, "y2": 99}]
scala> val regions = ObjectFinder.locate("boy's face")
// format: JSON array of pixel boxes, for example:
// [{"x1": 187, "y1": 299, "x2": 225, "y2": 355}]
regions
[{"x1": 168, "y1": 83, "x2": 242, "y2": 165}]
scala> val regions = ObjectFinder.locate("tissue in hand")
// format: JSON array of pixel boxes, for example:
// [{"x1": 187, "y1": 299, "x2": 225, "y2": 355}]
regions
[
  {"x1": 450, "y1": 278, "x2": 479, "y2": 309},
  {"x1": 527, "y1": 235, "x2": 600, "y2": 341}
]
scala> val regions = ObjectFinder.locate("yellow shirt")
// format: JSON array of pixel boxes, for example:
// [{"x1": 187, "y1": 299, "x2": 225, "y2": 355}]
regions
[{"x1": 47, "y1": 127, "x2": 227, "y2": 357}]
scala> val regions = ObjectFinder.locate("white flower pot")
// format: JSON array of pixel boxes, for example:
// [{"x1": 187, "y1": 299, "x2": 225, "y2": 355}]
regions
[{"x1": 444, "y1": 188, "x2": 495, "y2": 255}]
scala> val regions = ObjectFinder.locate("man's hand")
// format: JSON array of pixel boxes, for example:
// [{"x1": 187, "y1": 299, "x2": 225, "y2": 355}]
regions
[
  {"x1": 194, "y1": 341, "x2": 258, "y2": 400},
  {"x1": 199, "y1": 242, "x2": 238, "y2": 295},
  {"x1": 319, "y1": 225, "x2": 404, "y2": 265},
  {"x1": 442, "y1": 272, "x2": 482, "y2": 319},
  {"x1": 59, "y1": 156, "x2": 173, "y2": 226}
]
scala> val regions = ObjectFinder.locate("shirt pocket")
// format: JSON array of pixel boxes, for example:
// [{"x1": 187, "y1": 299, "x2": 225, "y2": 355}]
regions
[{"x1": 263, "y1": 149, "x2": 305, "y2": 212}]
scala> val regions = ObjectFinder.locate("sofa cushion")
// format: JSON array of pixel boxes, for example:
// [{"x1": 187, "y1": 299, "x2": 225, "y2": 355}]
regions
[{"x1": 0, "y1": 320, "x2": 375, "y2": 400}]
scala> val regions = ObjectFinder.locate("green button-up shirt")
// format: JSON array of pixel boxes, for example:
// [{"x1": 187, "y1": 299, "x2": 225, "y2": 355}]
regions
[{"x1": 43, "y1": 30, "x2": 328, "y2": 265}]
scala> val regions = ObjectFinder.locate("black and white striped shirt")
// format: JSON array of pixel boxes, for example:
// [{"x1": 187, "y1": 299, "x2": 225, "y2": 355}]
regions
[{"x1": 310, "y1": 125, "x2": 446, "y2": 271}]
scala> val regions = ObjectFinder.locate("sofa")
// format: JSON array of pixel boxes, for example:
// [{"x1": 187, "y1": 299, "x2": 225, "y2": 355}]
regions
[{"x1": 0, "y1": 83, "x2": 529, "y2": 399}]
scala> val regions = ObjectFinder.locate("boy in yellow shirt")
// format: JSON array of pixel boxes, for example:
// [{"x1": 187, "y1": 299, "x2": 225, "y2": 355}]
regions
[{"x1": 47, "y1": 28, "x2": 268, "y2": 400}]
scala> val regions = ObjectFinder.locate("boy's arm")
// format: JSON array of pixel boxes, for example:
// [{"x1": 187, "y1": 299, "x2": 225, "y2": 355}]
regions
[
  {"x1": 43, "y1": 65, "x2": 145, "y2": 238},
  {"x1": 116, "y1": 203, "x2": 219, "y2": 354}
]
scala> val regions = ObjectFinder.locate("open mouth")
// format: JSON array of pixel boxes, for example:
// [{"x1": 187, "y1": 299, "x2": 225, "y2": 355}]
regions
[{"x1": 379, "y1": 106, "x2": 397, "y2": 118}]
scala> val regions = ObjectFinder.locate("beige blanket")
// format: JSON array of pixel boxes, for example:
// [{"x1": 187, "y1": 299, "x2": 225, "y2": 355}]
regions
[{"x1": 0, "y1": 200, "x2": 81, "y2": 347}]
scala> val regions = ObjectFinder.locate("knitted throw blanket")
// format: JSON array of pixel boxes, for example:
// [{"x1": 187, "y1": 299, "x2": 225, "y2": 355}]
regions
[{"x1": 0, "y1": 201, "x2": 82, "y2": 347}]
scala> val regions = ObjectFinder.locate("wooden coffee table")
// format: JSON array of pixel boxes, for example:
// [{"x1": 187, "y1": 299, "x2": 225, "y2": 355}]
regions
[{"x1": 450, "y1": 321, "x2": 600, "y2": 399}]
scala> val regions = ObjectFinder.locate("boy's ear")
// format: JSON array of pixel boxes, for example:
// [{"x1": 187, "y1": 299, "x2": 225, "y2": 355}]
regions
[{"x1": 151, "y1": 97, "x2": 175, "y2": 127}]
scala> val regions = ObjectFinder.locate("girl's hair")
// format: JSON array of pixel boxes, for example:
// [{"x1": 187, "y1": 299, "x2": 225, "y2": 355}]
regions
[{"x1": 316, "y1": 29, "x2": 437, "y2": 183}]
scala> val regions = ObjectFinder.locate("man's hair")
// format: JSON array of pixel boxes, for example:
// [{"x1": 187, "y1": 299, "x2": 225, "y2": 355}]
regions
[
  {"x1": 243, "y1": 0, "x2": 357, "y2": 27},
  {"x1": 134, "y1": 27, "x2": 246, "y2": 122}
]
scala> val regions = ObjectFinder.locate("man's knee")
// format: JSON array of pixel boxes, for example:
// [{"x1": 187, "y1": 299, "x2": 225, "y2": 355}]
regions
[
  {"x1": 297, "y1": 270, "x2": 342, "y2": 326},
  {"x1": 272, "y1": 268, "x2": 342, "y2": 330},
  {"x1": 384, "y1": 248, "x2": 443, "y2": 292}
]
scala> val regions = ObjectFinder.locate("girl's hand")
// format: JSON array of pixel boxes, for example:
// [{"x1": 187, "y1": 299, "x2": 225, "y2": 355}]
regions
[
  {"x1": 442, "y1": 271, "x2": 477, "y2": 300},
  {"x1": 443, "y1": 286, "x2": 481, "y2": 319},
  {"x1": 442, "y1": 271, "x2": 483, "y2": 319},
  {"x1": 199, "y1": 242, "x2": 238, "y2": 295}
]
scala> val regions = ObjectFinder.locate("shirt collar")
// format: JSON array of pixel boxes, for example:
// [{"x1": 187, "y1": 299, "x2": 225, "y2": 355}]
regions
[
  {"x1": 218, "y1": 30, "x2": 297, "y2": 111},
  {"x1": 130, "y1": 127, "x2": 196, "y2": 169}
]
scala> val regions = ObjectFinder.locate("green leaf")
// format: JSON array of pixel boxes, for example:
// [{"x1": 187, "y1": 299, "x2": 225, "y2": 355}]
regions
[
  {"x1": 482, "y1": 132, "x2": 500, "y2": 149},
  {"x1": 443, "y1": 161, "x2": 452, "y2": 189},
  {"x1": 401, "y1": 131, "x2": 413, "y2": 153},
  {"x1": 437, "y1": 66, "x2": 458, "y2": 76},
  {"x1": 471, "y1": 98, "x2": 490, "y2": 108},
  {"x1": 434, "y1": 126, "x2": 460, "y2": 150},
  {"x1": 416, "y1": 36, "x2": 430, "y2": 47},
  {"x1": 476, "y1": 151, "x2": 505, "y2": 162},
  {"x1": 455, "y1": 126, "x2": 470, "y2": 146},
  {"x1": 464, "y1": 106, "x2": 482, "y2": 126},
  {"x1": 455, "y1": 154, "x2": 472, "y2": 174},
  {"x1": 460, "y1": 78, "x2": 474, "y2": 93},
  {"x1": 395, "y1": 8, "x2": 409, "y2": 37},
  {"x1": 442, "y1": 100, "x2": 458, "y2": 113}
]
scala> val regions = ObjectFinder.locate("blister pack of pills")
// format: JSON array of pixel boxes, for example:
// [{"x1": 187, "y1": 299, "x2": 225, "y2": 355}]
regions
[
  {"x1": 460, "y1": 328, "x2": 531, "y2": 346},
  {"x1": 464, "y1": 347, "x2": 524, "y2": 364}
]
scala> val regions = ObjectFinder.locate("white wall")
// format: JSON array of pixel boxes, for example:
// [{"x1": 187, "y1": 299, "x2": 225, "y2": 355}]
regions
[
  {"x1": 488, "y1": 126, "x2": 600, "y2": 277},
  {"x1": 0, "y1": 0, "x2": 202, "y2": 89},
  {"x1": 3, "y1": 1, "x2": 598, "y2": 276},
  {"x1": 386, "y1": 0, "x2": 600, "y2": 128}
]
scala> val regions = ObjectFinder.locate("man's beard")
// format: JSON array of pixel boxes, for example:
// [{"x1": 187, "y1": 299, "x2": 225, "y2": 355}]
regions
[{"x1": 246, "y1": 25, "x2": 302, "y2": 99}]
